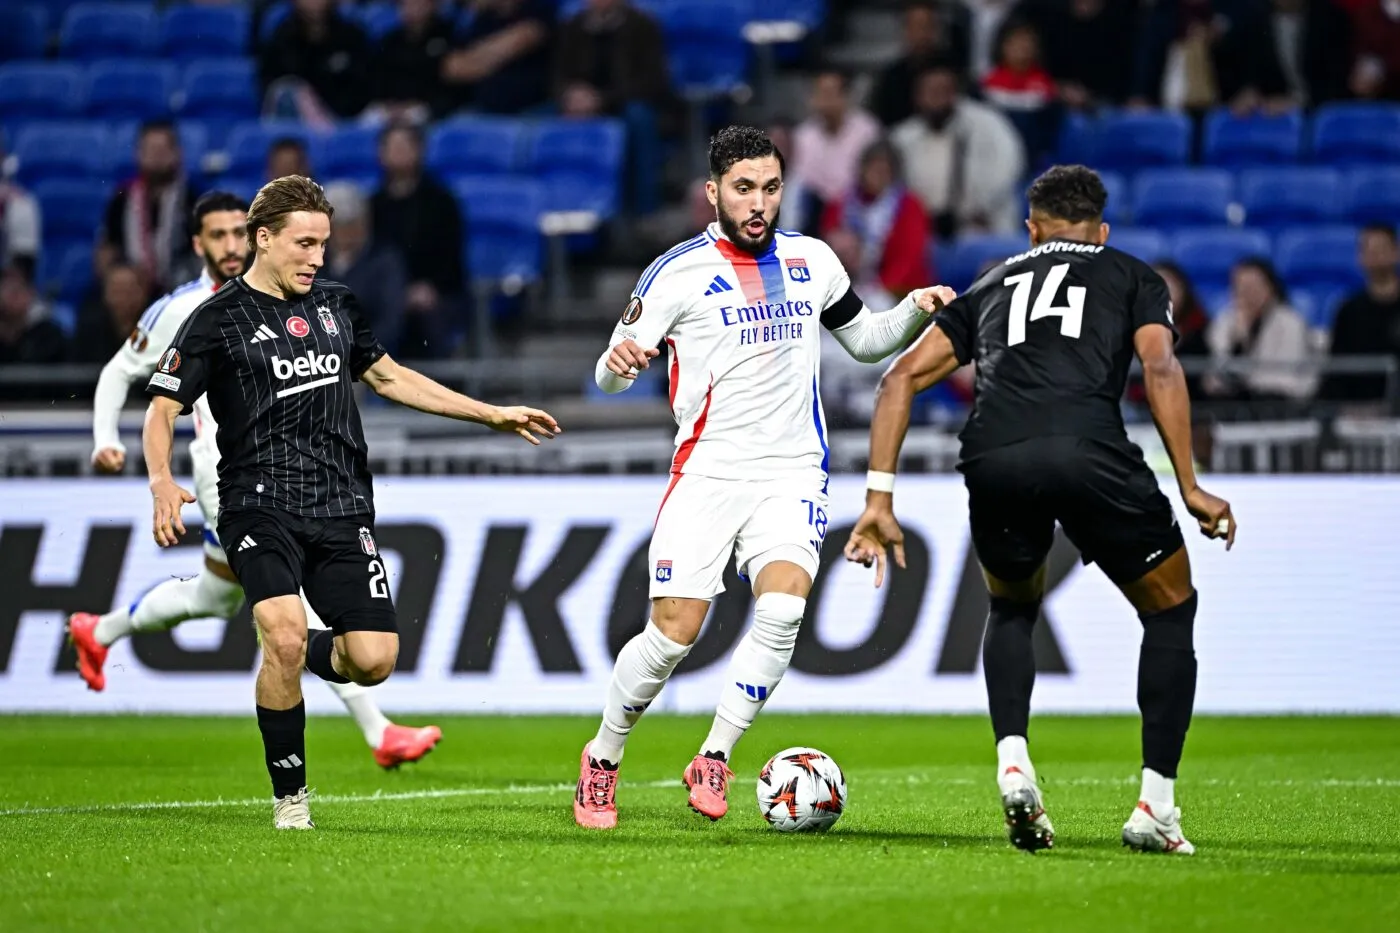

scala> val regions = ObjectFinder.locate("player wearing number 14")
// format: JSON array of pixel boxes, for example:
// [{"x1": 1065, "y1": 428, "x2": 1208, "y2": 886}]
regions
[{"x1": 846, "y1": 165, "x2": 1237, "y2": 855}]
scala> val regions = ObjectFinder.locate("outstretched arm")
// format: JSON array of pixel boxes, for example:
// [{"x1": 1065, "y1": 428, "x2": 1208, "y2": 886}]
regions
[
  {"x1": 360, "y1": 353, "x2": 560, "y2": 445},
  {"x1": 827, "y1": 287, "x2": 953, "y2": 364}
]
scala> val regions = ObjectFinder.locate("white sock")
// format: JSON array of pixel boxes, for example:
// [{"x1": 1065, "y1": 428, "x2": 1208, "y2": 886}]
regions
[
  {"x1": 702, "y1": 592, "x2": 805, "y2": 760},
  {"x1": 95, "y1": 572, "x2": 244, "y2": 646},
  {"x1": 1141, "y1": 767, "x2": 1175, "y2": 811},
  {"x1": 328, "y1": 681, "x2": 392, "y2": 748},
  {"x1": 591, "y1": 621, "x2": 692, "y2": 766},
  {"x1": 996, "y1": 735, "x2": 1036, "y2": 782}
]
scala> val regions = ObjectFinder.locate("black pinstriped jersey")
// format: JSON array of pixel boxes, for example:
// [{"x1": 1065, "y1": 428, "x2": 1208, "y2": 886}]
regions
[
  {"x1": 933, "y1": 237, "x2": 1177, "y2": 461},
  {"x1": 145, "y1": 277, "x2": 386, "y2": 518}
]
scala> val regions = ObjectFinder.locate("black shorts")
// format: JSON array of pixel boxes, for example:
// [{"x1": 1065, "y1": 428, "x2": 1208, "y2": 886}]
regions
[
  {"x1": 958, "y1": 436, "x2": 1185, "y2": 587},
  {"x1": 219, "y1": 507, "x2": 397, "y2": 634}
]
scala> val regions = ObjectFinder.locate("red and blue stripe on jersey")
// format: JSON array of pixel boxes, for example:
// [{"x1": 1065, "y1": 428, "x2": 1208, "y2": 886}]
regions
[{"x1": 713, "y1": 236, "x2": 787, "y2": 306}]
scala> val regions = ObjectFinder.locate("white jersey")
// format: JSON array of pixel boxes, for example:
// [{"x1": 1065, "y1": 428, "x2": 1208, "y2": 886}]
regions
[
  {"x1": 92, "y1": 270, "x2": 222, "y2": 454},
  {"x1": 609, "y1": 223, "x2": 855, "y2": 488}
]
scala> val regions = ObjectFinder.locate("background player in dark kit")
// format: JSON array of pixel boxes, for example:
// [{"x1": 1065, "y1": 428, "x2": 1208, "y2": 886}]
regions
[
  {"x1": 142, "y1": 175, "x2": 560, "y2": 829},
  {"x1": 843, "y1": 165, "x2": 1235, "y2": 855}
]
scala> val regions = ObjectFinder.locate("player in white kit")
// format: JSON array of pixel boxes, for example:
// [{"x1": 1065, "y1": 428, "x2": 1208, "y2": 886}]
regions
[
  {"x1": 66, "y1": 192, "x2": 441, "y2": 770},
  {"x1": 573, "y1": 126, "x2": 954, "y2": 828}
]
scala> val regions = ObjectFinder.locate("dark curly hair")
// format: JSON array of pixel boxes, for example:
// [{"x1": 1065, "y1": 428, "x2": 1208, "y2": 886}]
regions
[
  {"x1": 708, "y1": 125, "x2": 785, "y2": 182},
  {"x1": 1026, "y1": 164, "x2": 1107, "y2": 224}
]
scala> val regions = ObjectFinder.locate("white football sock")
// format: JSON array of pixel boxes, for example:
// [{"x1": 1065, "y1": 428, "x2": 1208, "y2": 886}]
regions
[
  {"x1": 997, "y1": 735, "x2": 1036, "y2": 782},
  {"x1": 1141, "y1": 767, "x2": 1175, "y2": 811},
  {"x1": 95, "y1": 572, "x2": 244, "y2": 647},
  {"x1": 328, "y1": 681, "x2": 392, "y2": 748},
  {"x1": 702, "y1": 592, "x2": 805, "y2": 760},
  {"x1": 592, "y1": 621, "x2": 692, "y2": 765}
]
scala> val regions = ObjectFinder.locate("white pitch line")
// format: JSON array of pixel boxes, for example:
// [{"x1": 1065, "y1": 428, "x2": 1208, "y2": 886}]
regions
[{"x1": 1, "y1": 774, "x2": 1395, "y2": 819}]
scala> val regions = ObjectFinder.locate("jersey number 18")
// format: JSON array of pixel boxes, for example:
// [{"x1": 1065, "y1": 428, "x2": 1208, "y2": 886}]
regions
[{"x1": 1003, "y1": 263, "x2": 1085, "y2": 347}]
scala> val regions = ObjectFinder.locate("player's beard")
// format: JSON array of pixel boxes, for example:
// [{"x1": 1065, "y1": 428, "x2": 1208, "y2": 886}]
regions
[
  {"x1": 206, "y1": 253, "x2": 248, "y2": 288},
  {"x1": 717, "y1": 204, "x2": 780, "y2": 256}
]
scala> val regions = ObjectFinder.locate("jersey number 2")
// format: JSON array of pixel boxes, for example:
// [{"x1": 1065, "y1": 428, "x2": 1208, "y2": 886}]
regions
[
  {"x1": 368, "y1": 559, "x2": 389, "y2": 599},
  {"x1": 1004, "y1": 263, "x2": 1085, "y2": 346}
]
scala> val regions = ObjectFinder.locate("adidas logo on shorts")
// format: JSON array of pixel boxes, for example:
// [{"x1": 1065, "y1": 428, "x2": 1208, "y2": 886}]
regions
[{"x1": 237, "y1": 535, "x2": 257, "y2": 552}]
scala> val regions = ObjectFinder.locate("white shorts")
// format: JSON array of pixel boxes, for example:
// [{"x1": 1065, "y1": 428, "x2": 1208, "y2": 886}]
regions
[
  {"x1": 648, "y1": 474, "x2": 829, "y2": 600},
  {"x1": 190, "y1": 435, "x2": 227, "y2": 565}
]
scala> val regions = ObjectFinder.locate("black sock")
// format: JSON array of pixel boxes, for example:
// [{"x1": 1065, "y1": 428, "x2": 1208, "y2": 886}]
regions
[
  {"x1": 305, "y1": 629, "x2": 350, "y2": 684},
  {"x1": 257, "y1": 701, "x2": 307, "y2": 798},
  {"x1": 1138, "y1": 591, "x2": 1198, "y2": 779},
  {"x1": 982, "y1": 596, "x2": 1040, "y2": 742}
]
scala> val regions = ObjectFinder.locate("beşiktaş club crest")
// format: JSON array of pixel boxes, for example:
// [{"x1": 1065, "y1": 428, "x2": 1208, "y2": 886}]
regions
[
  {"x1": 317, "y1": 305, "x2": 339, "y2": 336},
  {"x1": 358, "y1": 526, "x2": 378, "y2": 557}
]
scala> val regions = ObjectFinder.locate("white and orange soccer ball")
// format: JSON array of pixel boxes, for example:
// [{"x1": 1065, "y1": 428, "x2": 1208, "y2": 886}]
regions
[{"x1": 756, "y1": 746, "x2": 847, "y2": 832}]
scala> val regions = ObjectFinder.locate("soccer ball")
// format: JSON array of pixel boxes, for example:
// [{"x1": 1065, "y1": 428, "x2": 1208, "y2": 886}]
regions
[{"x1": 756, "y1": 746, "x2": 847, "y2": 832}]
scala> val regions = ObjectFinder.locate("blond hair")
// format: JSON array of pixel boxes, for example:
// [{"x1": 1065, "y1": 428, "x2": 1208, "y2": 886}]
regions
[{"x1": 246, "y1": 175, "x2": 334, "y2": 250}]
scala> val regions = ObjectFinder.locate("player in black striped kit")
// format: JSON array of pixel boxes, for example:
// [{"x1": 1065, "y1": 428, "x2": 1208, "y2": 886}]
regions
[
  {"x1": 844, "y1": 165, "x2": 1236, "y2": 855},
  {"x1": 143, "y1": 176, "x2": 560, "y2": 829}
]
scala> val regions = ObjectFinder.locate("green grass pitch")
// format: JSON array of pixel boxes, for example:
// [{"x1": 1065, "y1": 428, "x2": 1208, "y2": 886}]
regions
[{"x1": 2, "y1": 714, "x2": 1398, "y2": 932}]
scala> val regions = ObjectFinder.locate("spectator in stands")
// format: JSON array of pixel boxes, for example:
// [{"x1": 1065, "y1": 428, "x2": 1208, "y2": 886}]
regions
[
  {"x1": 871, "y1": 2, "x2": 970, "y2": 126},
  {"x1": 891, "y1": 64, "x2": 1025, "y2": 239},
  {"x1": 99, "y1": 122, "x2": 199, "y2": 299},
  {"x1": 792, "y1": 69, "x2": 883, "y2": 225},
  {"x1": 981, "y1": 19, "x2": 1059, "y2": 168},
  {"x1": 819, "y1": 140, "x2": 932, "y2": 310},
  {"x1": 325, "y1": 181, "x2": 409, "y2": 356},
  {"x1": 71, "y1": 262, "x2": 149, "y2": 364},
  {"x1": 1264, "y1": 0, "x2": 1354, "y2": 107},
  {"x1": 260, "y1": 0, "x2": 372, "y2": 123},
  {"x1": 1322, "y1": 224, "x2": 1400, "y2": 404},
  {"x1": 767, "y1": 120, "x2": 813, "y2": 234},
  {"x1": 554, "y1": 0, "x2": 670, "y2": 216},
  {"x1": 0, "y1": 260, "x2": 65, "y2": 365},
  {"x1": 964, "y1": 0, "x2": 1020, "y2": 80},
  {"x1": 444, "y1": 0, "x2": 553, "y2": 115},
  {"x1": 0, "y1": 143, "x2": 40, "y2": 274},
  {"x1": 371, "y1": 123, "x2": 464, "y2": 358},
  {"x1": 1127, "y1": 261, "x2": 1211, "y2": 402},
  {"x1": 1025, "y1": 0, "x2": 1136, "y2": 111},
  {"x1": 266, "y1": 137, "x2": 311, "y2": 181},
  {"x1": 371, "y1": 0, "x2": 457, "y2": 123},
  {"x1": 1350, "y1": 0, "x2": 1400, "y2": 100},
  {"x1": 1204, "y1": 256, "x2": 1317, "y2": 402},
  {"x1": 1129, "y1": 0, "x2": 1296, "y2": 115}
]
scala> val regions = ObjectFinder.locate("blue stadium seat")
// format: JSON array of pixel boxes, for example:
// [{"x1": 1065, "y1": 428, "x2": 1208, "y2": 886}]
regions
[
  {"x1": 1093, "y1": 112, "x2": 1192, "y2": 171},
  {"x1": 428, "y1": 118, "x2": 524, "y2": 176},
  {"x1": 12, "y1": 123, "x2": 106, "y2": 184},
  {"x1": 524, "y1": 119, "x2": 625, "y2": 217},
  {"x1": 1238, "y1": 167, "x2": 1343, "y2": 230},
  {"x1": 52, "y1": 243, "x2": 95, "y2": 304},
  {"x1": 1105, "y1": 228, "x2": 1168, "y2": 264},
  {"x1": 1341, "y1": 167, "x2": 1400, "y2": 227},
  {"x1": 0, "y1": 6, "x2": 49, "y2": 60},
  {"x1": 106, "y1": 121, "x2": 208, "y2": 183},
  {"x1": 319, "y1": 125, "x2": 382, "y2": 179},
  {"x1": 59, "y1": 3, "x2": 156, "y2": 60},
  {"x1": 1314, "y1": 287, "x2": 1352, "y2": 331},
  {"x1": 1275, "y1": 226, "x2": 1363, "y2": 292},
  {"x1": 452, "y1": 175, "x2": 544, "y2": 283},
  {"x1": 158, "y1": 5, "x2": 250, "y2": 60},
  {"x1": 1098, "y1": 170, "x2": 1129, "y2": 225},
  {"x1": 1311, "y1": 103, "x2": 1400, "y2": 165},
  {"x1": 179, "y1": 59, "x2": 260, "y2": 121},
  {"x1": 1202, "y1": 109, "x2": 1304, "y2": 167},
  {"x1": 938, "y1": 234, "x2": 1025, "y2": 292},
  {"x1": 1196, "y1": 285, "x2": 1230, "y2": 318},
  {"x1": 218, "y1": 174, "x2": 264, "y2": 204},
  {"x1": 1132, "y1": 168, "x2": 1234, "y2": 228},
  {"x1": 355, "y1": 2, "x2": 401, "y2": 40},
  {"x1": 34, "y1": 179, "x2": 109, "y2": 247},
  {"x1": 0, "y1": 63, "x2": 87, "y2": 119},
  {"x1": 664, "y1": 0, "x2": 750, "y2": 94},
  {"x1": 1055, "y1": 111, "x2": 1097, "y2": 165},
  {"x1": 86, "y1": 60, "x2": 176, "y2": 120},
  {"x1": 1169, "y1": 227, "x2": 1272, "y2": 289},
  {"x1": 223, "y1": 121, "x2": 319, "y2": 177}
]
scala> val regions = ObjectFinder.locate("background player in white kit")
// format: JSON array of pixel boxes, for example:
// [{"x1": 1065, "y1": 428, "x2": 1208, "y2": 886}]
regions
[
  {"x1": 66, "y1": 192, "x2": 442, "y2": 770},
  {"x1": 573, "y1": 126, "x2": 954, "y2": 829}
]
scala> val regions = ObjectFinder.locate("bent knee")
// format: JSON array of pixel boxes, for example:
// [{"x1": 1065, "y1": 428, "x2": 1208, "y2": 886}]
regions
[
  {"x1": 260, "y1": 628, "x2": 308, "y2": 668},
  {"x1": 345, "y1": 645, "x2": 398, "y2": 686}
]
